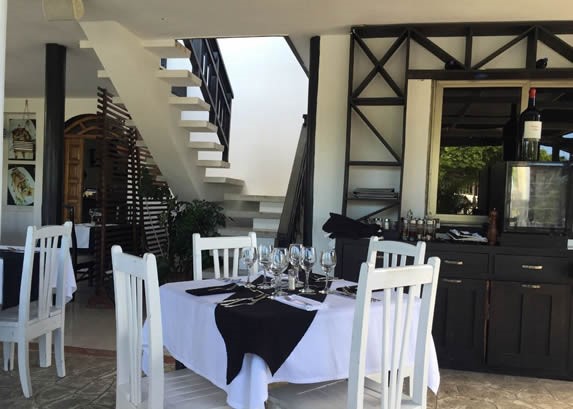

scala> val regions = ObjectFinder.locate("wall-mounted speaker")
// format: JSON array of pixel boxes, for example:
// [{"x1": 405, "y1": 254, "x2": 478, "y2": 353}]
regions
[{"x1": 42, "y1": 0, "x2": 84, "y2": 21}]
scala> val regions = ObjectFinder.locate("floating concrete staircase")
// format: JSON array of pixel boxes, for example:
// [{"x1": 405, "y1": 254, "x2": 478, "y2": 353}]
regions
[
  {"x1": 220, "y1": 194, "x2": 285, "y2": 238},
  {"x1": 79, "y1": 24, "x2": 247, "y2": 201}
]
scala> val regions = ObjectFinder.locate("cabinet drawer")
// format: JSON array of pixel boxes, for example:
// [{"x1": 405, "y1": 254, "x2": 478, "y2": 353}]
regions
[
  {"x1": 427, "y1": 251, "x2": 489, "y2": 278},
  {"x1": 494, "y1": 254, "x2": 572, "y2": 283}
]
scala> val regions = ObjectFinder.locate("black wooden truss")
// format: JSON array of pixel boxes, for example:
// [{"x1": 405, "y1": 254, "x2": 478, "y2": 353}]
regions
[{"x1": 343, "y1": 21, "x2": 573, "y2": 221}]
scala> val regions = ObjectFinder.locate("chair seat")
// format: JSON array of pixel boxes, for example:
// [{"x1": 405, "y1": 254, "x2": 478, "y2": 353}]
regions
[
  {"x1": 0, "y1": 301, "x2": 61, "y2": 327},
  {"x1": 117, "y1": 369, "x2": 231, "y2": 409},
  {"x1": 268, "y1": 379, "x2": 422, "y2": 409}
]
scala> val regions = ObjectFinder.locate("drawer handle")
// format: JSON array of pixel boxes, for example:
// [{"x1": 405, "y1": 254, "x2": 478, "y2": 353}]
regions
[
  {"x1": 442, "y1": 279, "x2": 462, "y2": 284},
  {"x1": 521, "y1": 264, "x2": 543, "y2": 270},
  {"x1": 444, "y1": 260, "x2": 464, "y2": 266},
  {"x1": 522, "y1": 284, "x2": 541, "y2": 289}
]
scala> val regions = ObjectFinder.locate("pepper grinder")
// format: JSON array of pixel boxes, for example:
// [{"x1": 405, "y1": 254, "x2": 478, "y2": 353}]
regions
[{"x1": 487, "y1": 208, "x2": 498, "y2": 246}]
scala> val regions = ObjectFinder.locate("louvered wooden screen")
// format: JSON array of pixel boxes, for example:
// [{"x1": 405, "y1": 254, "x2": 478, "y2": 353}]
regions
[
  {"x1": 93, "y1": 87, "x2": 141, "y2": 295},
  {"x1": 135, "y1": 135, "x2": 170, "y2": 257}
]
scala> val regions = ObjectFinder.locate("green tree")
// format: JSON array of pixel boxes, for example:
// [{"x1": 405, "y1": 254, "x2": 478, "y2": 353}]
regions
[{"x1": 437, "y1": 145, "x2": 502, "y2": 214}]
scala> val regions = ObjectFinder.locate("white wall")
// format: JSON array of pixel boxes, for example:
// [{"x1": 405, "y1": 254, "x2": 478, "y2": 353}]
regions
[
  {"x1": 206, "y1": 37, "x2": 308, "y2": 196},
  {"x1": 312, "y1": 35, "x2": 350, "y2": 254},
  {"x1": 1, "y1": 97, "x2": 96, "y2": 244}
]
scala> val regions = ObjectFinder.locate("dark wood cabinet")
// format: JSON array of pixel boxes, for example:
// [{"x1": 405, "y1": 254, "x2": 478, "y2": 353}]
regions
[
  {"x1": 335, "y1": 237, "x2": 573, "y2": 379},
  {"x1": 433, "y1": 278, "x2": 487, "y2": 370},
  {"x1": 487, "y1": 281, "x2": 570, "y2": 376}
]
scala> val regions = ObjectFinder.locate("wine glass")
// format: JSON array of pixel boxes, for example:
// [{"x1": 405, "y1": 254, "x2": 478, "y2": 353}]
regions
[
  {"x1": 299, "y1": 246, "x2": 316, "y2": 294},
  {"x1": 270, "y1": 247, "x2": 289, "y2": 297},
  {"x1": 241, "y1": 247, "x2": 258, "y2": 288},
  {"x1": 319, "y1": 249, "x2": 337, "y2": 295},
  {"x1": 258, "y1": 243, "x2": 273, "y2": 289},
  {"x1": 288, "y1": 244, "x2": 303, "y2": 287}
]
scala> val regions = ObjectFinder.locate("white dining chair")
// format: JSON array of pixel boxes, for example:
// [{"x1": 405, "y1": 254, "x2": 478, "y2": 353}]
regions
[
  {"x1": 111, "y1": 245, "x2": 231, "y2": 409},
  {"x1": 0, "y1": 221, "x2": 72, "y2": 398},
  {"x1": 192, "y1": 232, "x2": 257, "y2": 280},
  {"x1": 268, "y1": 257, "x2": 441, "y2": 409}
]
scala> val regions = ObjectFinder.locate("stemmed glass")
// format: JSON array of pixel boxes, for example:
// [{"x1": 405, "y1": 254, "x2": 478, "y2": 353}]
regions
[
  {"x1": 241, "y1": 247, "x2": 258, "y2": 288},
  {"x1": 288, "y1": 244, "x2": 303, "y2": 287},
  {"x1": 270, "y1": 247, "x2": 289, "y2": 297},
  {"x1": 319, "y1": 249, "x2": 337, "y2": 295},
  {"x1": 299, "y1": 246, "x2": 316, "y2": 294},
  {"x1": 258, "y1": 243, "x2": 273, "y2": 289}
]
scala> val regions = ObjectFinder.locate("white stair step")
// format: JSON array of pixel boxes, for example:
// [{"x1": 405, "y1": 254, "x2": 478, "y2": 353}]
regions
[
  {"x1": 156, "y1": 175, "x2": 167, "y2": 182},
  {"x1": 141, "y1": 39, "x2": 191, "y2": 58},
  {"x1": 224, "y1": 210, "x2": 282, "y2": 220},
  {"x1": 146, "y1": 158, "x2": 156, "y2": 166},
  {"x1": 188, "y1": 141, "x2": 224, "y2": 151},
  {"x1": 224, "y1": 194, "x2": 285, "y2": 203},
  {"x1": 179, "y1": 120, "x2": 217, "y2": 133},
  {"x1": 204, "y1": 177, "x2": 244, "y2": 187},
  {"x1": 125, "y1": 119, "x2": 135, "y2": 127},
  {"x1": 135, "y1": 140, "x2": 146, "y2": 147},
  {"x1": 197, "y1": 160, "x2": 230, "y2": 168},
  {"x1": 156, "y1": 69, "x2": 201, "y2": 87},
  {"x1": 219, "y1": 227, "x2": 277, "y2": 238},
  {"x1": 169, "y1": 96, "x2": 210, "y2": 111}
]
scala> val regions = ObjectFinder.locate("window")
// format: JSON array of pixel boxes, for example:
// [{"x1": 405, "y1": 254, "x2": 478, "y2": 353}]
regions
[{"x1": 427, "y1": 81, "x2": 573, "y2": 225}]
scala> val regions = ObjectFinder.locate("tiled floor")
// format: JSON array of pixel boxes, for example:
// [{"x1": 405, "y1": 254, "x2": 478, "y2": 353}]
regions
[{"x1": 3, "y1": 281, "x2": 573, "y2": 408}]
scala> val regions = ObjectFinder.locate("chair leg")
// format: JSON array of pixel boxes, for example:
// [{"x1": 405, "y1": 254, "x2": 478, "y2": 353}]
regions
[
  {"x1": 53, "y1": 327, "x2": 65, "y2": 377},
  {"x1": 38, "y1": 332, "x2": 52, "y2": 368},
  {"x1": 17, "y1": 340, "x2": 32, "y2": 398},
  {"x1": 3, "y1": 342, "x2": 14, "y2": 371}
]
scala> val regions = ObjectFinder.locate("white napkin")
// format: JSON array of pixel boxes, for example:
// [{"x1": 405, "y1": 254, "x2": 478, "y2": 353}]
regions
[{"x1": 274, "y1": 294, "x2": 326, "y2": 311}]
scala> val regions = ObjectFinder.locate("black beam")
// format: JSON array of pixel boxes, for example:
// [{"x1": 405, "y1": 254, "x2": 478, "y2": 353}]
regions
[
  {"x1": 351, "y1": 105, "x2": 402, "y2": 162},
  {"x1": 354, "y1": 21, "x2": 573, "y2": 38},
  {"x1": 410, "y1": 29, "x2": 465, "y2": 68},
  {"x1": 472, "y1": 27, "x2": 533, "y2": 70},
  {"x1": 465, "y1": 27, "x2": 473, "y2": 68},
  {"x1": 42, "y1": 44, "x2": 66, "y2": 226},
  {"x1": 284, "y1": 36, "x2": 310, "y2": 77},
  {"x1": 526, "y1": 27, "x2": 539, "y2": 70},
  {"x1": 408, "y1": 68, "x2": 573, "y2": 81},
  {"x1": 348, "y1": 161, "x2": 401, "y2": 166},
  {"x1": 303, "y1": 36, "x2": 319, "y2": 247},
  {"x1": 342, "y1": 33, "x2": 355, "y2": 216},
  {"x1": 538, "y1": 26, "x2": 573, "y2": 62}
]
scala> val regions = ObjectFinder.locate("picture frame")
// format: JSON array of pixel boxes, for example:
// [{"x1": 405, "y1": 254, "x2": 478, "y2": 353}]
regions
[{"x1": 6, "y1": 164, "x2": 35, "y2": 206}]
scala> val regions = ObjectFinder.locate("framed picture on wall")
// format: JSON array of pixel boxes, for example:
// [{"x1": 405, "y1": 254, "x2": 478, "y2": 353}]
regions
[
  {"x1": 6, "y1": 164, "x2": 35, "y2": 206},
  {"x1": 7, "y1": 117, "x2": 36, "y2": 161}
]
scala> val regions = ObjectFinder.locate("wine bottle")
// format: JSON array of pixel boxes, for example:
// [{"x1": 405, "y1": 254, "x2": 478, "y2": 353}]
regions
[{"x1": 519, "y1": 88, "x2": 542, "y2": 161}]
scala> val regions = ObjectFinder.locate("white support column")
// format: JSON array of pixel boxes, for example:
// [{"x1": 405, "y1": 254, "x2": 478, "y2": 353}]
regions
[{"x1": 0, "y1": 0, "x2": 8, "y2": 241}]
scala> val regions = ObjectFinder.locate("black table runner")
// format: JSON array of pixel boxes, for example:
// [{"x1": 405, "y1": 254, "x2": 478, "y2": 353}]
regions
[
  {"x1": 0, "y1": 250, "x2": 40, "y2": 310},
  {"x1": 213, "y1": 275, "x2": 327, "y2": 384}
]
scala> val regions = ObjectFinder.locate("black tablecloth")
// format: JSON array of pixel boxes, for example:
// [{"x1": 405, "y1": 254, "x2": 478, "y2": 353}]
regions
[
  {"x1": 0, "y1": 250, "x2": 40, "y2": 310},
  {"x1": 213, "y1": 275, "x2": 327, "y2": 384}
]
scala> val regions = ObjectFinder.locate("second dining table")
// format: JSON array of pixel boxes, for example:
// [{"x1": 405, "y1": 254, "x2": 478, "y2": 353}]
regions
[{"x1": 142, "y1": 275, "x2": 440, "y2": 409}]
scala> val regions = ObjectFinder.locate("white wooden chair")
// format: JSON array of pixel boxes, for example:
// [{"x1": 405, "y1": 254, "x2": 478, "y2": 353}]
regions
[
  {"x1": 192, "y1": 232, "x2": 257, "y2": 280},
  {"x1": 111, "y1": 245, "x2": 231, "y2": 409},
  {"x1": 268, "y1": 257, "x2": 441, "y2": 409},
  {"x1": 0, "y1": 222, "x2": 72, "y2": 398},
  {"x1": 367, "y1": 237, "x2": 426, "y2": 268}
]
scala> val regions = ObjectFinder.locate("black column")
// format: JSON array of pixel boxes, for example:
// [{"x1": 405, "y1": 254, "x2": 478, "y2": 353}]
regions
[
  {"x1": 303, "y1": 36, "x2": 320, "y2": 246},
  {"x1": 42, "y1": 44, "x2": 66, "y2": 226}
]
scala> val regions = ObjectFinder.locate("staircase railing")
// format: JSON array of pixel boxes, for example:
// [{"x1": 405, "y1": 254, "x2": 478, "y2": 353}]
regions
[
  {"x1": 182, "y1": 39, "x2": 234, "y2": 161},
  {"x1": 276, "y1": 115, "x2": 310, "y2": 247}
]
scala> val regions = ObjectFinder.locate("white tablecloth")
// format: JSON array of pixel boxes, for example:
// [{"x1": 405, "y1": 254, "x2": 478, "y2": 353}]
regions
[
  {"x1": 0, "y1": 245, "x2": 77, "y2": 305},
  {"x1": 142, "y1": 277, "x2": 440, "y2": 409}
]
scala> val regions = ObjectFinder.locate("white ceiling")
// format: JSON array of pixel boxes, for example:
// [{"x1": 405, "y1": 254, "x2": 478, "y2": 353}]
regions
[{"x1": 6, "y1": 0, "x2": 573, "y2": 97}]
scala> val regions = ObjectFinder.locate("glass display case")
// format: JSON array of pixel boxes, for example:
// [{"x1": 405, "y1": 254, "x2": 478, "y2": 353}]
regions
[{"x1": 491, "y1": 162, "x2": 572, "y2": 234}]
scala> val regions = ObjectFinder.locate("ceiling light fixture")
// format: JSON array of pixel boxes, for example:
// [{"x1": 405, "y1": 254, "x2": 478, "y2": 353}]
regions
[{"x1": 42, "y1": 0, "x2": 84, "y2": 21}]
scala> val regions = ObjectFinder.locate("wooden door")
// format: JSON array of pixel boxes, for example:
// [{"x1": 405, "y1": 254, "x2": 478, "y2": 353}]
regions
[
  {"x1": 488, "y1": 281, "x2": 570, "y2": 375},
  {"x1": 63, "y1": 138, "x2": 84, "y2": 223},
  {"x1": 432, "y1": 278, "x2": 487, "y2": 370}
]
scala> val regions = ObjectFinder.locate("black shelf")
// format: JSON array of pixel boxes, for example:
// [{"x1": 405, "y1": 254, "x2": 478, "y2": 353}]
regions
[{"x1": 348, "y1": 161, "x2": 401, "y2": 167}]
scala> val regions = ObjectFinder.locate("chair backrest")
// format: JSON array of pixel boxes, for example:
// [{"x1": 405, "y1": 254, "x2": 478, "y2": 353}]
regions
[
  {"x1": 366, "y1": 237, "x2": 426, "y2": 268},
  {"x1": 347, "y1": 258, "x2": 441, "y2": 409},
  {"x1": 18, "y1": 222, "x2": 72, "y2": 324},
  {"x1": 366, "y1": 237, "x2": 426, "y2": 297},
  {"x1": 111, "y1": 245, "x2": 164, "y2": 409},
  {"x1": 192, "y1": 232, "x2": 257, "y2": 280}
]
